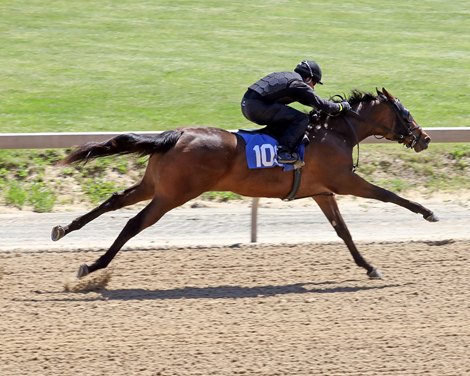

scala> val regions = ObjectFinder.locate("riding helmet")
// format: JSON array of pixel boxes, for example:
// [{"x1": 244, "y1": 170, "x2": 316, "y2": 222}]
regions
[{"x1": 294, "y1": 60, "x2": 323, "y2": 84}]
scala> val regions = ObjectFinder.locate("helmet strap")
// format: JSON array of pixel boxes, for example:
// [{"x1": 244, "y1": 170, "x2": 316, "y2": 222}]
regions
[{"x1": 302, "y1": 60, "x2": 314, "y2": 79}]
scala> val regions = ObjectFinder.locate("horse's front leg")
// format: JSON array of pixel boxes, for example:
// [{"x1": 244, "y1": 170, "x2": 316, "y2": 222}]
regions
[
  {"x1": 336, "y1": 173, "x2": 439, "y2": 222},
  {"x1": 312, "y1": 194, "x2": 382, "y2": 279},
  {"x1": 51, "y1": 182, "x2": 153, "y2": 241}
]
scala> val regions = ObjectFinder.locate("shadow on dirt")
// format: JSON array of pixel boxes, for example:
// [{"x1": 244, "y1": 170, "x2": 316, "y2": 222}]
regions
[
  {"x1": 99, "y1": 282, "x2": 404, "y2": 301},
  {"x1": 19, "y1": 281, "x2": 408, "y2": 302},
  {"x1": 13, "y1": 280, "x2": 412, "y2": 302},
  {"x1": 56, "y1": 281, "x2": 405, "y2": 301}
]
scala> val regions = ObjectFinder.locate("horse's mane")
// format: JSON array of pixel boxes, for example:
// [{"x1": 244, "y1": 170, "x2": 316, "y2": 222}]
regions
[
  {"x1": 311, "y1": 90, "x2": 379, "y2": 133},
  {"x1": 331, "y1": 90, "x2": 378, "y2": 105}
]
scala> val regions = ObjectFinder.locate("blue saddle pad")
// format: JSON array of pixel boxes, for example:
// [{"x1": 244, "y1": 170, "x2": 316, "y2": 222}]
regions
[{"x1": 236, "y1": 130, "x2": 305, "y2": 171}]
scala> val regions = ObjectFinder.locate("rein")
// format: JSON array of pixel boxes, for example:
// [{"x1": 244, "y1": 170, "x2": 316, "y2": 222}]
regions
[
  {"x1": 342, "y1": 113, "x2": 360, "y2": 172},
  {"x1": 329, "y1": 94, "x2": 361, "y2": 171}
]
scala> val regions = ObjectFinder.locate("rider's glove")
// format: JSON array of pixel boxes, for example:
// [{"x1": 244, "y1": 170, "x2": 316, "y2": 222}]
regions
[{"x1": 339, "y1": 101, "x2": 351, "y2": 113}]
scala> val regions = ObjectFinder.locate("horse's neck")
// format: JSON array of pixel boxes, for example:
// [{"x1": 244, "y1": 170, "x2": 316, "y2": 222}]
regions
[
  {"x1": 353, "y1": 100, "x2": 393, "y2": 142},
  {"x1": 350, "y1": 118, "x2": 376, "y2": 144},
  {"x1": 334, "y1": 103, "x2": 389, "y2": 145},
  {"x1": 323, "y1": 116, "x2": 372, "y2": 146}
]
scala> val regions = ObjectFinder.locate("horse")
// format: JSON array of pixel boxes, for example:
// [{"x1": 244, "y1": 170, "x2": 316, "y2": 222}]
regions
[{"x1": 51, "y1": 87, "x2": 438, "y2": 280}]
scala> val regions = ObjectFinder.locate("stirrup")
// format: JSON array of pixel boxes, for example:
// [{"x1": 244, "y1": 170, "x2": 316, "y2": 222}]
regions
[{"x1": 277, "y1": 151, "x2": 299, "y2": 165}]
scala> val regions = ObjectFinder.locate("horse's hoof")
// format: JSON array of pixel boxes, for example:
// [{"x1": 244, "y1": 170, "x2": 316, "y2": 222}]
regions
[
  {"x1": 424, "y1": 213, "x2": 439, "y2": 222},
  {"x1": 367, "y1": 268, "x2": 383, "y2": 279},
  {"x1": 51, "y1": 225, "x2": 65, "y2": 241},
  {"x1": 77, "y1": 264, "x2": 90, "y2": 279}
]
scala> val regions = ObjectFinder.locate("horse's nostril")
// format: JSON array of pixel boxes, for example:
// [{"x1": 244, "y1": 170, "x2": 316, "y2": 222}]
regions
[{"x1": 424, "y1": 136, "x2": 431, "y2": 144}]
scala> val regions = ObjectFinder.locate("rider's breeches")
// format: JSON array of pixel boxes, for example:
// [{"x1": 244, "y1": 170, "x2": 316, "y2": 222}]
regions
[{"x1": 241, "y1": 95, "x2": 309, "y2": 150}]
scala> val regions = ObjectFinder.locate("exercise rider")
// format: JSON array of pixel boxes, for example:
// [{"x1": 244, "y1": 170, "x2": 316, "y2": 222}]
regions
[{"x1": 241, "y1": 60, "x2": 351, "y2": 164}]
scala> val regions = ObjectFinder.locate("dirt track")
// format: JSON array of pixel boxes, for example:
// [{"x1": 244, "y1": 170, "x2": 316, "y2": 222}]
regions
[{"x1": 1, "y1": 240, "x2": 469, "y2": 376}]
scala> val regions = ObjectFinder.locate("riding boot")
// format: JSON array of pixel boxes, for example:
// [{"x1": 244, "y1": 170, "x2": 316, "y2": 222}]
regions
[
  {"x1": 276, "y1": 117, "x2": 309, "y2": 164},
  {"x1": 279, "y1": 117, "x2": 309, "y2": 151}
]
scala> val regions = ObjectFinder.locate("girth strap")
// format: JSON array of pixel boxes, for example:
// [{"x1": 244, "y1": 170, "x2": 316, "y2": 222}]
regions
[{"x1": 283, "y1": 168, "x2": 302, "y2": 201}]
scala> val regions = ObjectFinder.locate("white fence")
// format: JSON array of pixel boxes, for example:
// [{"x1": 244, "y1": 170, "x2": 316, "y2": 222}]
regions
[
  {"x1": 1, "y1": 128, "x2": 469, "y2": 242},
  {"x1": 0, "y1": 127, "x2": 470, "y2": 149}
]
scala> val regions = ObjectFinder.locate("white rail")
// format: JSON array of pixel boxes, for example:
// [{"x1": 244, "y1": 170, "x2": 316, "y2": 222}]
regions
[{"x1": 0, "y1": 127, "x2": 469, "y2": 149}]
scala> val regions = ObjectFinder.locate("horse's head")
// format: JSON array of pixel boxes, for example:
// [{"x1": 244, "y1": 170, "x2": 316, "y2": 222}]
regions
[{"x1": 376, "y1": 88, "x2": 431, "y2": 152}]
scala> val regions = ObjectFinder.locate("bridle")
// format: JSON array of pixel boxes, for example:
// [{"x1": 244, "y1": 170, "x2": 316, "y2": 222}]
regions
[
  {"x1": 378, "y1": 94, "x2": 422, "y2": 149},
  {"x1": 328, "y1": 92, "x2": 423, "y2": 171}
]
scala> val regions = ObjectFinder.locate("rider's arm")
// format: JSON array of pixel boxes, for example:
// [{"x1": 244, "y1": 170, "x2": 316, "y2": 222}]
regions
[{"x1": 287, "y1": 80, "x2": 342, "y2": 114}]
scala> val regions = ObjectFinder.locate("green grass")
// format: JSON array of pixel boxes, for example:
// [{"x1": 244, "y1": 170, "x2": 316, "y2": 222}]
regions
[
  {"x1": 5, "y1": 182, "x2": 27, "y2": 209},
  {"x1": 4, "y1": 179, "x2": 55, "y2": 212},
  {"x1": 0, "y1": 1, "x2": 469, "y2": 211},
  {"x1": 28, "y1": 182, "x2": 56, "y2": 212},
  {"x1": 1, "y1": 0, "x2": 469, "y2": 133},
  {"x1": 82, "y1": 179, "x2": 120, "y2": 206}
]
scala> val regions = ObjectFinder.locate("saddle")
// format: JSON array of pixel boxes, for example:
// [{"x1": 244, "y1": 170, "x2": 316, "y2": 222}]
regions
[
  {"x1": 237, "y1": 129, "x2": 307, "y2": 171},
  {"x1": 235, "y1": 111, "x2": 325, "y2": 200},
  {"x1": 238, "y1": 109, "x2": 322, "y2": 161}
]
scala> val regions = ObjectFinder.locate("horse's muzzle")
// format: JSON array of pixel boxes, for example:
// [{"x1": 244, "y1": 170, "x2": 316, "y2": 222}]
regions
[{"x1": 413, "y1": 129, "x2": 431, "y2": 152}]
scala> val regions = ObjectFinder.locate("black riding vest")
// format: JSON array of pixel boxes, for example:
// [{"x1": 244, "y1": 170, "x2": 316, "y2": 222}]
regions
[
  {"x1": 248, "y1": 72, "x2": 302, "y2": 102},
  {"x1": 247, "y1": 71, "x2": 341, "y2": 114}
]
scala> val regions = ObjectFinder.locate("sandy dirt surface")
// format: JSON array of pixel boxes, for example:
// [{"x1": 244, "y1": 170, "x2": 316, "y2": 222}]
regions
[{"x1": 1, "y1": 239, "x2": 469, "y2": 376}]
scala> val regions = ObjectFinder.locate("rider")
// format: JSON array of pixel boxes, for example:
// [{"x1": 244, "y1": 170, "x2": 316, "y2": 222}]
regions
[{"x1": 241, "y1": 60, "x2": 351, "y2": 164}]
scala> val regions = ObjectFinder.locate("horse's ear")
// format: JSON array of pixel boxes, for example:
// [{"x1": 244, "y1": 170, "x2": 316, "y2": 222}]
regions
[
  {"x1": 382, "y1": 87, "x2": 395, "y2": 100},
  {"x1": 376, "y1": 87, "x2": 386, "y2": 101}
]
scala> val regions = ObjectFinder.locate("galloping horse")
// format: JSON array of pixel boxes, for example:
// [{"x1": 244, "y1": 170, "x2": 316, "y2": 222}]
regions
[{"x1": 52, "y1": 88, "x2": 438, "y2": 279}]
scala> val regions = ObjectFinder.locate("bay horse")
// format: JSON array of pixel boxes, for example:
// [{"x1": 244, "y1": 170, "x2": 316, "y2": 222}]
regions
[{"x1": 52, "y1": 87, "x2": 438, "y2": 279}]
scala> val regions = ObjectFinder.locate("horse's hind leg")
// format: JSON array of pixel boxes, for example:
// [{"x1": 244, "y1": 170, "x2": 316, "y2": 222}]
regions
[
  {"x1": 51, "y1": 181, "x2": 153, "y2": 241},
  {"x1": 312, "y1": 194, "x2": 382, "y2": 279},
  {"x1": 77, "y1": 196, "x2": 174, "y2": 278}
]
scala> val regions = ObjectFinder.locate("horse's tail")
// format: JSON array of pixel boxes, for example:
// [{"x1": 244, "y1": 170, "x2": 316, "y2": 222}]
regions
[{"x1": 62, "y1": 130, "x2": 183, "y2": 165}]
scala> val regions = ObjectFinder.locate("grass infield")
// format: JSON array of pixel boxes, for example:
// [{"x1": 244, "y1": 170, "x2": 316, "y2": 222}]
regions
[{"x1": 1, "y1": 0, "x2": 469, "y2": 133}]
